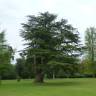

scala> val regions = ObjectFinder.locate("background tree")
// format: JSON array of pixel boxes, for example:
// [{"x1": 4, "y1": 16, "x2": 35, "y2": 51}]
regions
[
  {"x1": 85, "y1": 27, "x2": 96, "y2": 76},
  {"x1": 15, "y1": 53, "x2": 33, "y2": 79},
  {"x1": 0, "y1": 31, "x2": 15, "y2": 83},
  {"x1": 20, "y1": 12, "x2": 81, "y2": 83}
]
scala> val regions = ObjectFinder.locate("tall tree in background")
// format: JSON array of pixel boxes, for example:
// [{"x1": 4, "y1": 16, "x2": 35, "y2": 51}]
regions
[
  {"x1": 20, "y1": 12, "x2": 81, "y2": 83},
  {"x1": 15, "y1": 53, "x2": 32, "y2": 79},
  {"x1": 85, "y1": 27, "x2": 96, "y2": 75},
  {"x1": 0, "y1": 31, "x2": 14, "y2": 83}
]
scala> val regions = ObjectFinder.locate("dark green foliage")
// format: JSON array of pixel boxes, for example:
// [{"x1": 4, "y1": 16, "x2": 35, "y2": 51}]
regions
[
  {"x1": 0, "y1": 31, "x2": 15, "y2": 81},
  {"x1": 17, "y1": 75, "x2": 21, "y2": 82},
  {"x1": 16, "y1": 54, "x2": 34, "y2": 79},
  {"x1": 84, "y1": 27, "x2": 96, "y2": 75},
  {"x1": 20, "y1": 12, "x2": 81, "y2": 82}
]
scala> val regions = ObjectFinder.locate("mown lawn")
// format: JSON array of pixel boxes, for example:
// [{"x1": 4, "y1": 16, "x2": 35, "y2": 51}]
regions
[{"x1": 0, "y1": 78, "x2": 96, "y2": 96}]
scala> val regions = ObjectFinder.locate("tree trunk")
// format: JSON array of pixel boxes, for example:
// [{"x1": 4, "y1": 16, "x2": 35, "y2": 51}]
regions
[
  {"x1": 35, "y1": 71, "x2": 44, "y2": 83},
  {"x1": 34, "y1": 55, "x2": 44, "y2": 83},
  {"x1": 52, "y1": 71, "x2": 55, "y2": 79}
]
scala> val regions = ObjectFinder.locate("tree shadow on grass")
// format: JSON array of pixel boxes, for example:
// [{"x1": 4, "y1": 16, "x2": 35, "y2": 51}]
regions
[
  {"x1": 42, "y1": 80, "x2": 82, "y2": 87},
  {"x1": 0, "y1": 79, "x2": 84, "y2": 87}
]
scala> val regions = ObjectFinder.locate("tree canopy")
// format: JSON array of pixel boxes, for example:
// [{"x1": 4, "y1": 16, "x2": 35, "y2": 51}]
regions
[
  {"x1": 84, "y1": 27, "x2": 96, "y2": 76},
  {"x1": 20, "y1": 12, "x2": 81, "y2": 83},
  {"x1": 0, "y1": 31, "x2": 15, "y2": 83}
]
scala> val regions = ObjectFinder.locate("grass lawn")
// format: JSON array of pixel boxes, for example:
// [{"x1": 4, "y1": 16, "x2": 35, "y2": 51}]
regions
[{"x1": 0, "y1": 78, "x2": 96, "y2": 96}]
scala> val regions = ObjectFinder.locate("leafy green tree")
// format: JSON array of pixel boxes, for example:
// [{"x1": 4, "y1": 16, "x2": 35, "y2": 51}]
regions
[
  {"x1": 16, "y1": 52, "x2": 35, "y2": 79},
  {"x1": 16, "y1": 57, "x2": 25, "y2": 78},
  {"x1": 0, "y1": 31, "x2": 14, "y2": 82},
  {"x1": 20, "y1": 12, "x2": 81, "y2": 83},
  {"x1": 15, "y1": 54, "x2": 31, "y2": 79},
  {"x1": 81, "y1": 59, "x2": 93, "y2": 75},
  {"x1": 85, "y1": 27, "x2": 96, "y2": 75}
]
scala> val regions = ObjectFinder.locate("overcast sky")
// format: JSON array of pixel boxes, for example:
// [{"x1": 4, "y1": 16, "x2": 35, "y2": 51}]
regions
[{"x1": 0, "y1": 0, "x2": 96, "y2": 57}]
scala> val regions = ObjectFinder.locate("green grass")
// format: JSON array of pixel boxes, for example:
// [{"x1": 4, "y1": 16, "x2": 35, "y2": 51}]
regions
[{"x1": 0, "y1": 78, "x2": 96, "y2": 96}]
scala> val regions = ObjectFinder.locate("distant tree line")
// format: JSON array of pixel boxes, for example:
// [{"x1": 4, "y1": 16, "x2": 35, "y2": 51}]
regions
[{"x1": 0, "y1": 12, "x2": 96, "y2": 83}]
